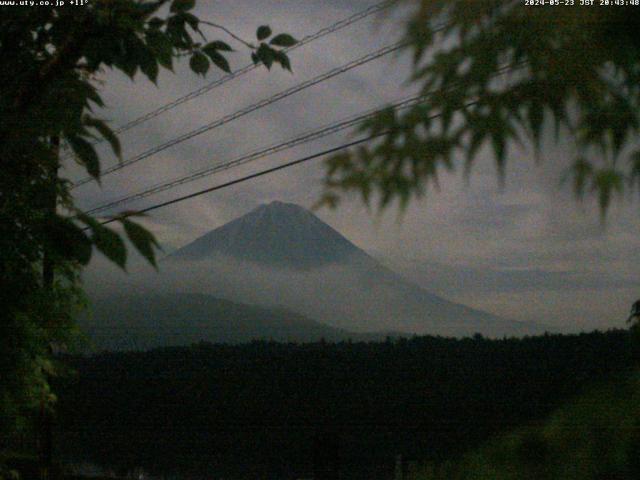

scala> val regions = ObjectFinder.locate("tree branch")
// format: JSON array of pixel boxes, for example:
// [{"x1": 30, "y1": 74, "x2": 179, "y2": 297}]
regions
[{"x1": 199, "y1": 20, "x2": 255, "y2": 49}]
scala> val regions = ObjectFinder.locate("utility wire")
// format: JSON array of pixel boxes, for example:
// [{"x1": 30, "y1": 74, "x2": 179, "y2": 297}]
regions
[
  {"x1": 112, "y1": 0, "x2": 396, "y2": 134},
  {"x1": 85, "y1": 63, "x2": 520, "y2": 216},
  {"x1": 85, "y1": 94, "x2": 431, "y2": 215},
  {"x1": 97, "y1": 134, "x2": 386, "y2": 227},
  {"x1": 95, "y1": 96, "x2": 494, "y2": 227},
  {"x1": 72, "y1": 40, "x2": 406, "y2": 188},
  {"x1": 62, "y1": 0, "x2": 395, "y2": 158},
  {"x1": 88, "y1": 62, "x2": 525, "y2": 224}
]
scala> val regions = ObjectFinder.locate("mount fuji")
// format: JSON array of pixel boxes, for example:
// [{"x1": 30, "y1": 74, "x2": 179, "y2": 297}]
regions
[
  {"x1": 169, "y1": 201, "x2": 371, "y2": 268},
  {"x1": 160, "y1": 201, "x2": 544, "y2": 338}
]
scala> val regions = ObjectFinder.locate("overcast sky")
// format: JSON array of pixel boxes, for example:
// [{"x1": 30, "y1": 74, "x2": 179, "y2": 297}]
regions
[{"x1": 72, "y1": 0, "x2": 640, "y2": 333}]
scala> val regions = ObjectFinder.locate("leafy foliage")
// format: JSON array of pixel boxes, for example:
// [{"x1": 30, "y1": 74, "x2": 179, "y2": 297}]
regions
[
  {"x1": 252, "y1": 24, "x2": 296, "y2": 71},
  {"x1": 0, "y1": 265, "x2": 86, "y2": 451},
  {"x1": 0, "y1": 0, "x2": 296, "y2": 452},
  {"x1": 321, "y1": 0, "x2": 640, "y2": 214}
]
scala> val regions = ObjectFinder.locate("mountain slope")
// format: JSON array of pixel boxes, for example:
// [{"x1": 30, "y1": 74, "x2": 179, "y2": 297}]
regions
[
  {"x1": 79, "y1": 293, "x2": 364, "y2": 351},
  {"x1": 164, "y1": 202, "x2": 545, "y2": 337}
]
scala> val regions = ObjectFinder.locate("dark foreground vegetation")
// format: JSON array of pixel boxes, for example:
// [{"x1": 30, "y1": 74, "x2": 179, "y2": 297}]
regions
[
  {"x1": 419, "y1": 368, "x2": 640, "y2": 480},
  {"x1": 49, "y1": 329, "x2": 639, "y2": 479}
]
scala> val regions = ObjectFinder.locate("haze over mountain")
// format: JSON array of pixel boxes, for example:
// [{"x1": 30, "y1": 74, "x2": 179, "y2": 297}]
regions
[
  {"x1": 156, "y1": 201, "x2": 545, "y2": 338},
  {"x1": 80, "y1": 293, "x2": 369, "y2": 351},
  {"x1": 81, "y1": 201, "x2": 547, "y2": 349}
]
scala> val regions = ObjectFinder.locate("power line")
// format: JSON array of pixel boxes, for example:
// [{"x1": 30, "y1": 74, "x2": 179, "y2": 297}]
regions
[
  {"x1": 84, "y1": 63, "x2": 521, "y2": 216},
  {"x1": 62, "y1": 0, "x2": 395, "y2": 158},
  {"x1": 88, "y1": 61, "x2": 525, "y2": 224},
  {"x1": 85, "y1": 94, "x2": 431, "y2": 216},
  {"x1": 72, "y1": 40, "x2": 406, "y2": 188},
  {"x1": 97, "y1": 134, "x2": 385, "y2": 227},
  {"x1": 94, "y1": 104, "x2": 487, "y2": 226},
  {"x1": 112, "y1": 0, "x2": 396, "y2": 135}
]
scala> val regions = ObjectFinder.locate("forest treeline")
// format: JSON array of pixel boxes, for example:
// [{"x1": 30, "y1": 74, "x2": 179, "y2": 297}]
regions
[{"x1": 54, "y1": 330, "x2": 638, "y2": 479}]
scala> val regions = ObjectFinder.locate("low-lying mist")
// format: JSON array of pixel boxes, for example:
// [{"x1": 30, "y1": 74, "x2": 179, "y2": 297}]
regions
[{"x1": 82, "y1": 250, "x2": 544, "y2": 338}]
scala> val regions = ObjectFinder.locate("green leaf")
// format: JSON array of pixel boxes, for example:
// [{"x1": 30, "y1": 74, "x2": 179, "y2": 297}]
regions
[
  {"x1": 274, "y1": 50, "x2": 292, "y2": 72},
  {"x1": 117, "y1": 34, "x2": 149, "y2": 79},
  {"x1": 170, "y1": 0, "x2": 195, "y2": 13},
  {"x1": 592, "y1": 167, "x2": 623, "y2": 214},
  {"x1": 116, "y1": 54, "x2": 139, "y2": 79},
  {"x1": 83, "y1": 82, "x2": 105, "y2": 108},
  {"x1": 189, "y1": 51, "x2": 209, "y2": 76},
  {"x1": 136, "y1": 43, "x2": 158, "y2": 76},
  {"x1": 138, "y1": 1, "x2": 166, "y2": 18},
  {"x1": 166, "y1": 14, "x2": 194, "y2": 49},
  {"x1": 568, "y1": 157, "x2": 593, "y2": 199},
  {"x1": 167, "y1": 14, "x2": 186, "y2": 44},
  {"x1": 256, "y1": 25, "x2": 272, "y2": 41},
  {"x1": 140, "y1": 51, "x2": 160, "y2": 83},
  {"x1": 269, "y1": 33, "x2": 297, "y2": 47},
  {"x1": 121, "y1": 218, "x2": 160, "y2": 268},
  {"x1": 204, "y1": 49, "x2": 231, "y2": 73},
  {"x1": 77, "y1": 213, "x2": 127, "y2": 269},
  {"x1": 146, "y1": 30, "x2": 174, "y2": 71},
  {"x1": 83, "y1": 115, "x2": 122, "y2": 160},
  {"x1": 256, "y1": 44, "x2": 275, "y2": 70},
  {"x1": 490, "y1": 130, "x2": 507, "y2": 182},
  {"x1": 203, "y1": 40, "x2": 233, "y2": 52},
  {"x1": 527, "y1": 101, "x2": 544, "y2": 147},
  {"x1": 180, "y1": 12, "x2": 199, "y2": 31},
  {"x1": 466, "y1": 129, "x2": 486, "y2": 168},
  {"x1": 148, "y1": 17, "x2": 165, "y2": 30},
  {"x1": 67, "y1": 135, "x2": 100, "y2": 180},
  {"x1": 94, "y1": 226, "x2": 127, "y2": 269}
]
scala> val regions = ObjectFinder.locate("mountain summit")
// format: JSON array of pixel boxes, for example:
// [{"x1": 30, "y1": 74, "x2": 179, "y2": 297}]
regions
[{"x1": 169, "y1": 201, "x2": 368, "y2": 268}]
